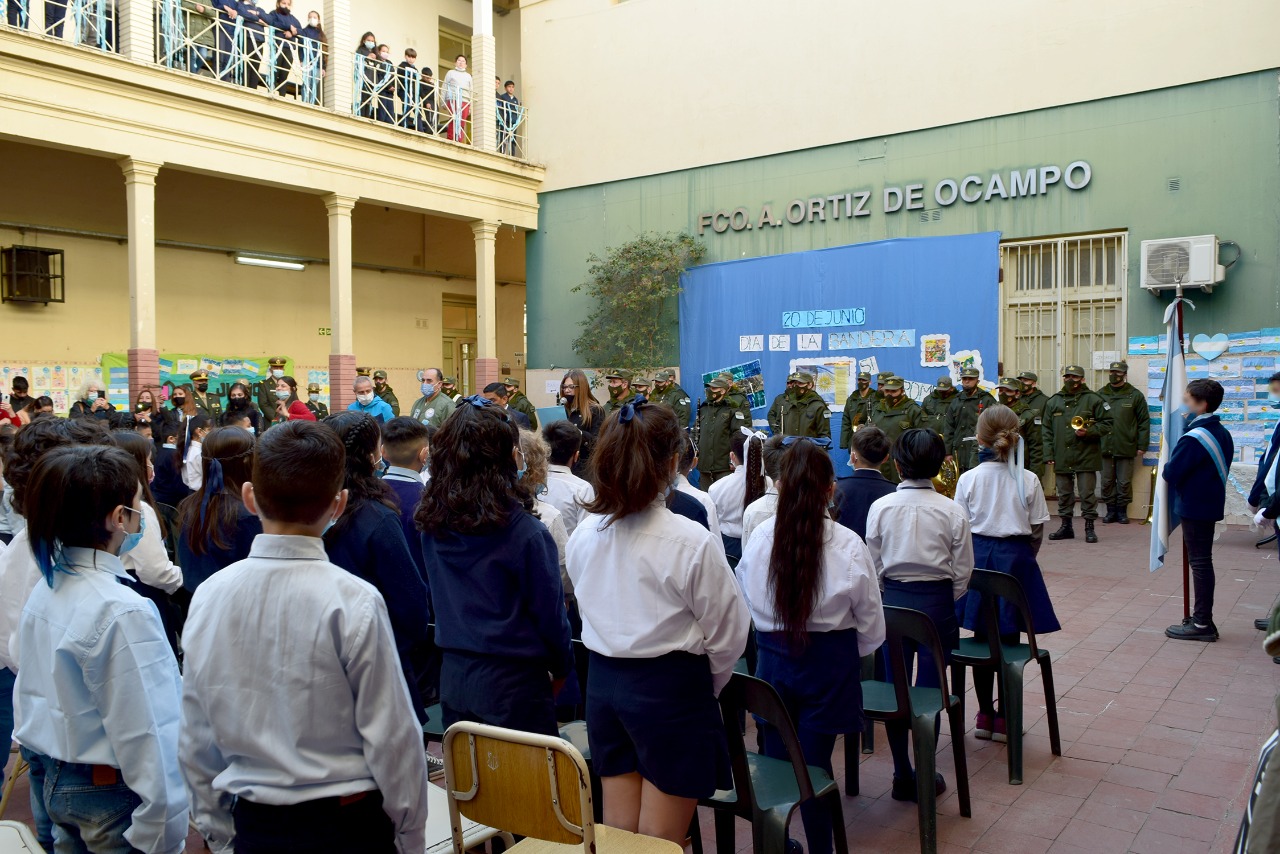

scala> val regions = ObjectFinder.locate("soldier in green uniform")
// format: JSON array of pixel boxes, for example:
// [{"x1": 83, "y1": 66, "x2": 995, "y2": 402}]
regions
[
  {"x1": 631, "y1": 377, "x2": 653, "y2": 402},
  {"x1": 372, "y1": 370, "x2": 400, "y2": 416},
  {"x1": 651, "y1": 369, "x2": 692, "y2": 427},
  {"x1": 1098, "y1": 360, "x2": 1150, "y2": 525},
  {"x1": 998, "y1": 377, "x2": 1045, "y2": 477},
  {"x1": 696, "y1": 377, "x2": 744, "y2": 489},
  {"x1": 1018, "y1": 371, "x2": 1049, "y2": 416},
  {"x1": 1043, "y1": 365, "x2": 1113, "y2": 544},
  {"x1": 839, "y1": 371, "x2": 876, "y2": 450},
  {"x1": 719, "y1": 372, "x2": 755, "y2": 425},
  {"x1": 189, "y1": 369, "x2": 223, "y2": 419},
  {"x1": 866, "y1": 376, "x2": 924, "y2": 483},
  {"x1": 767, "y1": 372, "x2": 831, "y2": 438},
  {"x1": 304, "y1": 382, "x2": 329, "y2": 420},
  {"x1": 602, "y1": 369, "x2": 637, "y2": 415},
  {"x1": 945, "y1": 368, "x2": 996, "y2": 474},
  {"x1": 920, "y1": 375, "x2": 956, "y2": 437},
  {"x1": 256, "y1": 357, "x2": 288, "y2": 422},
  {"x1": 503, "y1": 376, "x2": 539, "y2": 430}
]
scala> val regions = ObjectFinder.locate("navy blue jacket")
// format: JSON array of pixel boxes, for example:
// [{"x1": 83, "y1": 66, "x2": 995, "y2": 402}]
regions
[
  {"x1": 1162, "y1": 414, "x2": 1235, "y2": 522},
  {"x1": 326, "y1": 500, "x2": 433, "y2": 719},
  {"x1": 668, "y1": 489, "x2": 709, "y2": 530},
  {"x1": 835, "y1": 469, "x2": 897, "y2": 539},
  {"x1": 421, "y1": 506, "x2": 572, "y2": 679},
  {"x1": 151, "y1": 445, "x2": 191, "y2": 507},
  {"x1": 1249, "y1": 421, "x2": 1280, "y2": 518},
  {"x1": 384, "y1": 472, "x2": 427, "y2": 577},
  {"x1": 177, "y1": 503, "x2": 262, "y2": 592}
]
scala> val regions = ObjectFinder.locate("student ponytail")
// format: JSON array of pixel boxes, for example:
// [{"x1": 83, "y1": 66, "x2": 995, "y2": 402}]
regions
[
  {"x1": 768, "y1": 440, "x2": 834, "y2": 648},
  {"x1": 584, "y1": 401, "x2": 683, "y2": 526},
  {"x1": 976, "y1": 405, "x2": 1022, "y2": 462},
  {"x1": 742, "y1": 431, "x2": 767, "y2": 517}
]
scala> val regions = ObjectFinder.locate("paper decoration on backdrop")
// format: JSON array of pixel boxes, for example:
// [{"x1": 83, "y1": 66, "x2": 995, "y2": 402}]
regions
[
  {"x1": 739, "y1": 335, "x2": 764, "y2": 352},
  {"x1": 769, "y1": 335, "x2": 791, "y2": 352},
  {"x1": 920, "y1": 334, "x2": 950, "y2": 367},
  {"x1": 858, "y1": 356, "x2": 880, "y2": 377},
  {"x1": 796, "y1": 333, "x2": 823, "y2": 351},
  {"x1": 702, "y1": 360, "x2": 766, "y2": 410},
  {"x1": 1091, "y1": 350, "x2": 1121, "y2": 370},
  {"x1": 789, "y1": 358, "x2": 858, "y2": 407},
  {"x1": 949, "y1": 349, "x2": 984, "y2": 383},
  {"x1": 1191, "y1": 333, "x2": 1230, "y2": 361}
]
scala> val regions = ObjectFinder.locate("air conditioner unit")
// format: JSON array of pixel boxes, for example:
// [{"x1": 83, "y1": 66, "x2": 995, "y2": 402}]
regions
[{"x1": 1139, "y1": 235, "x2": 1226, "y2": 294}]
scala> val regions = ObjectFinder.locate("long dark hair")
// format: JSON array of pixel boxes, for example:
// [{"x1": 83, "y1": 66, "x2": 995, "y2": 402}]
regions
[
  {"x1": 561, "y1": 369, "x2": 600, "y2": 430},
  {"x1": 322, "y1": 412, "x2": 397, "y2": 534},
  {"x1": 26, "y1": 446, "x2": 140, "y2": 586},
  {"x1": 768, "y1": 441, "x2": 834, "y2": 647},
  {"x1": 416, "y1": 398, "x2": 532, "y2": 536},
  {"x1": 112, "y1": 431, "x2": 163, "y2": 538},
  {"x1": 743, "y1": 432, "x2": 766, "y2": 516},
  {"x1": 177, "y1": 427, "x2": 255, "y2": 555},
  {"x1": 583, "y1": 401, "x2": 683, "y2": 525}
]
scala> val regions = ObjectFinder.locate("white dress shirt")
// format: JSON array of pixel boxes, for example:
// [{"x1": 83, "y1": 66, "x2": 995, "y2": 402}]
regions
[
  {"x1": 181, "y1": 440, "x2": 203, "y2": 491},
  {"x1": 864, "y1": 479, "x2": 975, "y2": 600},
  {"x1": 675, "y1": 473, "x2": 722, "y2": 542},
  {"x1": 742, "y1": 489, "x2": 779, "y2": 549},
  {"x1": 566, "y1": 501, "x2": 750, "y2": 694},
  {"x1": 708, "y1": 468, "x2": 772, "y2": 539},
  {"x1": 180, "y1": 535, "x2": 428, "y2": 854},
  {"x1": 119, "y1": 501, "x2": 183, "y2": 594},
  {"x1": 954, "y1": 462, "x2": 1051, "y2": 537},
  {"x1": 736, "y1": 516, "x2": 886, "y2": 657},
  {"x1": 14, "y1": 548, "x2": 188, "y2": 854},
  {"x1": 0, "y1": 485, "x2": 20, "y2": 536},
  {"x1": 536, "y1": 497, "x2": 572, "y2": 594},
  {"x1": 0, "y1": 527, "x2": 42, "y2": 672},
  {"x1": 545, "y1": 465, "x2": 595, "y2": 535}
]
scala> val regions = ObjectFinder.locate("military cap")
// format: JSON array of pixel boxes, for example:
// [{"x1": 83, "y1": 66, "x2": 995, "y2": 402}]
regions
[
  {"x1": 882, "y1": 376, "x2": 904, "y2": 390},
  {"x1": 876, "y1": 371, "x2": 893, "y2": 381},
  {"x1": 1062, "y1": 364, "x2": 1085, "y2": 377},
  {"x1": 959, "y1": 367, "x2": 981, "y2": 379},
  {"x1": 1017, "y1": 370, "x2": 1039, "y2": 382},
  {"x1": 655, "y1": 369, "x2": 676, "y2": 382},
  {"x1": 996, "y1": 377, "x2": 1021, "y2": 391},
  {"x1": 935, "y1": 376, "x2": 954, "y2": 389},
  {"x1": 355, "y1": 366, "x2": 372, "y2": 377},
  {"x1": 443, "y1": 376, "x2": 457, "y2": 385},
  {"x1": 307, "y1": 382, "x2": 321, "y2": 393},
  {"x1": 706, "y1": 377, "x2": 731, "y2": 390},
  {"x1": 787, "y1": 372, "x2": 815, "y2": 385},
  {"x1": 858, "y1": 371, "x2": 871, "y2": 381},
  {"x1": 373, "y1": 369, "x2": 388, "y2": 380},
  {"x1": 718, "y1": 372, "x2": 735, "y2": 383},
  {"x1": 189, "y1": 369, "x2": 209, "y2": 381},
  {"x1": 502, "y1": 377, "x2": 520, "y2": 387},
  {"x1": 605, "y1": 369, "x2": 633, "y2": 381},
  {"x1": 267, "y1": 357, "x2": 287, "y2": 368},
  {"x1": 631, "y1": 377, "x2": 652, "y2": 388},
  {"x1": 1108, "y1": 361, "x2": 1129, "y2": 373}
]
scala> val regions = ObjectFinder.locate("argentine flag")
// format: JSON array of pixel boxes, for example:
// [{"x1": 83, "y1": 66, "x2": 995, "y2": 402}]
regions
[{"x1": 1149, "y1": 298, "x2": 1191, "y2": 571}]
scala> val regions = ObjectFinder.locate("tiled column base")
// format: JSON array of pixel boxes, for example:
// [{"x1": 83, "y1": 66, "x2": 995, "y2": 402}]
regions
[
  {"x1": 329, "y1": 354, "x2": 356, "y2": 411},
  {"x1": 127, "y1": 348, "x2": 159, "y2": 401},
  {"x1": 475, "y1": 358, "x2": 500, "y2": 392}
]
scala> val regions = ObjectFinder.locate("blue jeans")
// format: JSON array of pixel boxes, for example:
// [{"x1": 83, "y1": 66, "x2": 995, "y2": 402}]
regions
[
  {"x1": 20, "y1": 747, "x2": 55, "y2": 852},
  {"x1": 30, "y1": 753, "x2": 142, "y2": 854}
]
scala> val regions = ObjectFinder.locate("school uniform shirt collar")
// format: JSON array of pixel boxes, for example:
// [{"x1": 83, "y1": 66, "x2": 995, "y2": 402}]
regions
[
  {"x1": 247, "y1": 534, "x2": 328, "y2": 562},
  {"x1": 852, "y1": 468, "x2": 888, "y2": 481},
  {"x1": 58, "y1": 547, "x2": 130, "y2": 581},
  {"x1": 384, "y1": 465, "x2": 423, "y2": 484},
  {"x1": 549, "y1": 464, "x2": 574, "y2": 475},
  {"x1": 896, "y1": 478, "x2": 934, "y2": 491}
]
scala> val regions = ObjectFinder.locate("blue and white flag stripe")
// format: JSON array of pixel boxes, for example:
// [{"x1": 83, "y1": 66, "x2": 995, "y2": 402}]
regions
[{"x1": 1150, "y1": 298, "x2": 1192, "y2": 572}]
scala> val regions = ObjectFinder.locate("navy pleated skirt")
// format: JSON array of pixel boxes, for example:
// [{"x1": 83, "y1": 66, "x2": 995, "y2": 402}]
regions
[
  {"x1": 958, "y1": 533, "x2": 1062, "y2": 636},
  {"x1": 755, "y1": 628, "x2": 863, "y2": 735}
]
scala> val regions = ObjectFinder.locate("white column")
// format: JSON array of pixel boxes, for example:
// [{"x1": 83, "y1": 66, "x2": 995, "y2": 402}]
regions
[
  {"x1": 470, "y1": 0, "x2": 496, "y2": 152},
  {"x1": 28, "y1": 0, "x2": 45, "y2": 35},
  {"x1": 119, "y1": 0, "x2": 155, "y2": 62},
  {"x1": 322, "y1": 0, "x2": 352, "y2": 114},
  {"x1": 471, "y1": 220, "x2": 499, "y2": 387},
  {"x1": 325, "y1": 194, "x2": 358, "y2": 409},
  {"x1": 119, "y1": 158, "x2": 161, "y2": 350}
]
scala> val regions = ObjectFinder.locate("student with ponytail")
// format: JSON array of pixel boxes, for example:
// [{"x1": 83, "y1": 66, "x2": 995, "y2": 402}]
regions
[
  {"x1": 708, "y1": 429, "x2": 771, "y2": 560},
  {"x1": 954, "y1": 405, "x2": 1059, "y2": 741},
  {"x1": 177, "y1": 426, "x2": 262, "y2": 592},
  {"x1": 566, "y1": 401, "x2": 749, "y2": 844},
  {"x1": 736, "y1": 439, "x2": 884, "y2": 854}
]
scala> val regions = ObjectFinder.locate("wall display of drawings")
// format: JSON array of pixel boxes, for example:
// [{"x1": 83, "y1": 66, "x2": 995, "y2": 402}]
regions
[
  {"x1": 1131, "y1": 327, "x2": 1280, "y2": 466},
  {"x1": 0, "y1": 362, "x2": 103, "y2": 415},
  {"x1": 679, "y1": 233, "x2": 1002, "y2": 469},
  {"x1": 101, "y1": 353, "x2": 329, "y2": 411}
]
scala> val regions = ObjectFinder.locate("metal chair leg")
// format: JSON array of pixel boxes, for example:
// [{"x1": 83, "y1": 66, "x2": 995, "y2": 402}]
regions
[{"x1": 0, "y1": 753, "x2": 29, "y2": 820}]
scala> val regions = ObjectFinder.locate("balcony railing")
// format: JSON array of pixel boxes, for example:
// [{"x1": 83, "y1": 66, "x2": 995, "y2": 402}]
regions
[{"x1": 5, "y1": 0, "x2": 119, "y2": 53}]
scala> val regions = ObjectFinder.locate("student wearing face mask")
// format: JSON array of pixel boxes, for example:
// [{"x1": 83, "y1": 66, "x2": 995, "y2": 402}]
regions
[
  {"x1": 15, "y1": 446, "x2": 189, "y2": 854},
  {"x1": 264, "y1": 0, "x2": 301, "y2": 95},
  {"x1": 408, "y1": 368, "x2": 455, "y2": 429},
  {"x1": 225, "y1": 381, "x2": 262, "y2": 433},
  {"x1": 372, "y1": 43, "x2": 397, "y2": 124},
  {"x1": 296, "y1": 9, "x2": 326, "y2": 105},
  {"x1": 273, "y1": 376, "x2": 317, "y2": 424},
  {"x1": 354, "y1": 31, "x2": 378, "y2": 119},
  {"x1": 304, "y1": 381, "x2": 329, "y2": 419},
  {"x1": 180, "y1": 415, "x2": 214, "y2": 492},
  {"x1": 349, "y1": 376, "x2": 394, "y2": 424},
  {"x1": 256, "y1": 357, "x2": 288, "y2": 421}
]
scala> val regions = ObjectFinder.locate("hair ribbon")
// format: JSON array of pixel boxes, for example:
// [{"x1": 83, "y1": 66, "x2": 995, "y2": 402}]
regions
[{"x1": 619, "y1": 402, "x2": 637, "y2": 423}]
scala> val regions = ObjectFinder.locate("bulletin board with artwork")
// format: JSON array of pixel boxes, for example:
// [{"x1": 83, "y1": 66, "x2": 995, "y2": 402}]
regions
[
  {"x1": 101, "y1": 353, "x2": 331, "y2": 411},
  {"x1": 0, "y1": 363, "x2": 103, "y2": 415}
]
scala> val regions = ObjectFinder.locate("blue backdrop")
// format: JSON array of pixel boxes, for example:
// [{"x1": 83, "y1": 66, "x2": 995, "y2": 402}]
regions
[{"x1": 678, "y1": 233, "x2": 1002, "y2": 471}]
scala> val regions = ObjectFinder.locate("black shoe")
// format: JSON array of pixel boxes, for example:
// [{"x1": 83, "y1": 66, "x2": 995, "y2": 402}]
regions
[
  {"x1": 1117, "y1": 507, "x2": 1130, "y2": 524},
  {"x1": 890, "y1": 772, "x2": 947, "y2": 802},
  {"x1": 1103, "y1": 505, "x2": 1119, "y2": 524},
  {"x1": 1166, "y1": 620, "x2": 1218, "y2": 642},
  {"x1": 1084, "y1": 520, "x2": 1098, "y2": 544},
  {"x1": 1256, "y1": 618, "x2": 1270, "y2": 631},
  {"x1": 1048, "y1": 519, "x2": 1074, "y2": 540}
]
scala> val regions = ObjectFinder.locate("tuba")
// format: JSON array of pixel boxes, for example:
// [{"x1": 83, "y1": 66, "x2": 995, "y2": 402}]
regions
[
  {"x1": 932, "y1": 457, "x2": 960, "y2": 498},
  {"x1": 1070, "y1": 415, "x2": 1096, "y2": 430}
]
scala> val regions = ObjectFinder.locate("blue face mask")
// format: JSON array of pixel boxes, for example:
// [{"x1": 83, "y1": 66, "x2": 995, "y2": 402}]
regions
[
  {"x1": 421, "y1": 383, "x2": 436, "y2": 397},
  {"x1": 118, "y1": 507, "x2": 146, "y2": 556}
]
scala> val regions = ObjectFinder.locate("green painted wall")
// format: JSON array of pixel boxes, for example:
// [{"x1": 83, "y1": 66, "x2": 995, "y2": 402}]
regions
[{"x1": 527, "y1": 71, "x2": 1280, "y2": 369}]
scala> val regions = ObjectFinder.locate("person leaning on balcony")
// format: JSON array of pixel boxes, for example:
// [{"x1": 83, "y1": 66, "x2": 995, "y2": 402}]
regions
[
  {"x1": 354, "y1": 31, "x2": 379, "y2": 118},
  {"x1": 373, "y1": 44, "x2": 397, "y2": 124},
  {"x1": 296, "y1": 10, "x2": 326, "y2": 103},
  {"x1": 238, "y1": 0, "x2": 268, "y2": 89},
  {"x1": 265, "y1": 0, "x2": 301, "y2": 96},
  {"x1": 442, "y1": 53, "x2": 473, "y2": 142},
  {"x1": 397, "y1": 48, "x2": 433, "y2": 133},
  {"x1": 498, "y1": 80, "x2": 521, "y2": 155}
]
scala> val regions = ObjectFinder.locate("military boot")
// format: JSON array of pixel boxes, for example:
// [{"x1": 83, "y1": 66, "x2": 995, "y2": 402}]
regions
[
  {"x1": 1102, "y1": 504, "x2": 1119, "y2": 524},
  {"x1": 1085, "y1": 519, "x2": 1098, "y2": 543},
  {"x1": 1048, "y1": 518, "x2": 1074, "y2": 540},
  {"x1": 1117, "y1": 505, "x2": 1130, "y2": 525}
]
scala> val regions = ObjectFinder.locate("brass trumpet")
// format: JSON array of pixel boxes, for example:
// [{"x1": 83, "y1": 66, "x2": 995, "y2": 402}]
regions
[
  {"x1": 932, "y1": 458, "x2": 960, "y2": 498},
  {"x1": 1069, "y1": 415, "x2": 1096, "y2": 430}
]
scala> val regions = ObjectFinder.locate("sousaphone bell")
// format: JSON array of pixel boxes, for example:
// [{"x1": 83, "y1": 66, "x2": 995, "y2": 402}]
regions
[{"x1": 932, "y1": 458, "x2": 959, "y2": 498}]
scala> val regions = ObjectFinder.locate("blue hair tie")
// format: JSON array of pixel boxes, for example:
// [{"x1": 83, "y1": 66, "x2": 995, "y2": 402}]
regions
[
  {"x1": 198, "y1": 458, "x2": 225, "y2": 529},
  {"x1": 619, "y1": 402, "x2": 637, "y2": 423}
]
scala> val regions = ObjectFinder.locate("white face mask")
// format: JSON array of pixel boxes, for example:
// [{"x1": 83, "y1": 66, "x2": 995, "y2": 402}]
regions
[
  {"x1": 274, "y1": 390, "x2": 290, "y2": 401},
  {"x1": 357, "y1": 392, "x2": 374, "y2": 405}
]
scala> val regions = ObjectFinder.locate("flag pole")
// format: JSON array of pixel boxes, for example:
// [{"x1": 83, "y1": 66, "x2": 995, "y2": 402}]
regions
[{"x1": 1176, "y1": 289, "x2": 1191, "y2": 621}]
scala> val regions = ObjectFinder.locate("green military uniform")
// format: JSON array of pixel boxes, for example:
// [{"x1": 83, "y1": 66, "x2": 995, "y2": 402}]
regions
[
  {"x1": 767, "y1": 372, "x2": 831, "y2": 438},
  {"x1": 602, "y1": 369, "x2": 637, "y2": 416},
  {"x1": 1098, "y1": 360, "x2": 1150, "y2": 523},
  {"x1": 945, "y1": 369, "x2": 996, "y2": 473},
  {"x1": 188, "y1": 369, "x2": 223, "y2": 419},
  {"x1": 717, "y1": 372, "x2": 754, "y2": 425},
  {"x1": 1043, "y1": 365, "x2": 1114, "y2": 541},
  {"x1": 995, "y1": 377, "x2": 1044, "y2": 476},
  {"x1": 652, "y1": 369, "x2": 693, "y2": 427},
  {"x1": 304, "y1": 382, "x2": 329, "y2": 420},
  {"x1": 920, "y1": 376, "x2": 957, "y2": 437},
  {"x1": 503, "y1": 377, "x2": 539, "y2": 430},
  {"x1": 697, "y1": 377, "x2": 744, "y2": 487},
  {"x1": 372, "y1": 370, "x2": 400, "y2": 417},
  {"x1": 255, "y1": 357, "x2": 288, "y2": 423},
  {"x1": 442, "y1": 377, "x2": 462, "y2": 402},
  {"x1": 838, "y1": 371, "x2": 875, "y2": 449},
  {"x1": 865, "y1": 377, "x2": 925, "y2": 483}
]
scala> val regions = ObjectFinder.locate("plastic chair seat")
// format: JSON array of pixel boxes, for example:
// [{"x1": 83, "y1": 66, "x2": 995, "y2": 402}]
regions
[
  {"x1": 1000, "y1": 641, "x2": 1049, "y2": 664},
  {"x1": 860, "y1": 680, "x2": 954, "y2": 720},
  {"x1": 742, "y1": 753, "x2": 837, "y2": 814},
  {"x1": 951, "y1": 636, "x2": 995, "y2": 665}
]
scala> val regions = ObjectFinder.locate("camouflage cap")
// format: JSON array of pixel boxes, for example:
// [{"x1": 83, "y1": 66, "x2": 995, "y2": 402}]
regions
[
  {"x1": 1062, "y1": 364, "x2": 1085, "y2": 377},
  {"x1": 706, "y1": 377, "x2": 731, "y2": 390},
  {"x1": 373, "y1": 370, "x2": 388, "y2": 380},
  {"x1": 306, "y1": 382, "x2": 321, "y2": 393},
  {"x1": 935, "y1": 376, "x2": 954, "y2": 389},
  {"x1": 997, "y1": 377, "x2": 1021, "y2": 391},
  {"x1": 882, "y1": 376, "x2": 904, "y2": 390},
  {"x1": 655, "y1": 369, "x2": 676, "y2": 382},
  {"x1": 1017, "y1": 370, "x2": 1039, "y2": 382},
  {"x1": 502, "y1": 377, "x2": 520, "y2": 387},
  {"x1": 604, "y1": 369, "x2": 633, "y2": 381},
  {"x1": 959, "y1": 368, "x2": 981, "y2": 379},
  {"x1": 1108, "y1": 361, "x2": 1129, "y2": 373}
]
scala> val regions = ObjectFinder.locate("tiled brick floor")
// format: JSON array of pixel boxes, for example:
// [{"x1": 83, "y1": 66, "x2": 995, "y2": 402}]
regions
[{"x1": 0, "y1": 523, "x2": 1275, "y2": 853}]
